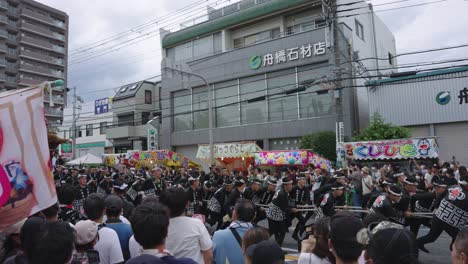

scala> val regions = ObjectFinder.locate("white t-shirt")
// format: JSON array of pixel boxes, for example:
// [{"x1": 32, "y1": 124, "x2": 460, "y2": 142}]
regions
[
  {"x1": 362, "y1": 175, "x2": 373, "y2": 195},
  {"x1": 424, "y1": 173, "x2": 434, "y2": 185},
  {"x1": 94, "y1": 226, "x2": 124, "y2": 264},
  {"x1": 298, "y1": 253, "x2": 331, "y2": 264},
  {"x1": 165, "y1": 216, "x2": 212, "y2": 264},
  {"x1": 128, "y1": 235, "x2": 143, "y2": 258}
]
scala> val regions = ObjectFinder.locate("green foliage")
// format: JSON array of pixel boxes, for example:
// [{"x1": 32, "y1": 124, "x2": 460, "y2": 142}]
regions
[
  {"x1": 353, "y1": 113, "x2": 411, "y2": 141},
  {"x1": 300, "y1": 131, "x2": 336, "y2": 162}
]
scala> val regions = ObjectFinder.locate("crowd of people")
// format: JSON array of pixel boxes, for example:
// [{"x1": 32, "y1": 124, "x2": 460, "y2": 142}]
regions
[{"x1": 0, "y1": 159, "x2": 467, "y2": 264}]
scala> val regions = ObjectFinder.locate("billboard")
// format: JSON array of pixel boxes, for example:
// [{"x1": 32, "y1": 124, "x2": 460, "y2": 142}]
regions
[{"x1": 95, "y1": 97, "x2": 110, "y2": 115}]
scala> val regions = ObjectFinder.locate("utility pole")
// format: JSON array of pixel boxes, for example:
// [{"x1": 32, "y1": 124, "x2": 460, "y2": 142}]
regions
[{"x1": 71, "y1": 86, "x2": 77, "y2": 159}]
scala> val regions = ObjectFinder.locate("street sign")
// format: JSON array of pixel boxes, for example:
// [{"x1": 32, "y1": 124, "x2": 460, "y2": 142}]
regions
[
  {"x1": 60, "y1": 140, "x2": 73, "y2": 159},
  {"x1": 94, "y1": 98, "x2": 110, "y2": 115}
]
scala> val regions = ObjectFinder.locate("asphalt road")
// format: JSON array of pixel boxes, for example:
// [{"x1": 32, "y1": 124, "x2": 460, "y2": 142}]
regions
[{"x1": 256, "y1": 221, "x2": 452, "y2": 264}]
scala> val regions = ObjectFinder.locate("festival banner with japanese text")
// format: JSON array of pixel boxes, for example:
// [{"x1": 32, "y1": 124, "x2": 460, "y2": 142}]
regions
[
  {"x1": 197, "y1": 143, "x2": 262, "y2": 159},
  {"x1": 0, "y1": 88, "x2": 56, "y2": 231},
  {"x1": 343, "y1": 138, "x2": 439, "y2": 160},
  {"x1": 103, "y1": 150, "x2": 201, "y2": 169}
]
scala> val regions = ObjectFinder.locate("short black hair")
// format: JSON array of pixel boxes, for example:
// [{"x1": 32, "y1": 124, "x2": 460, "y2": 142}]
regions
[
  {"x1": 30, "y1": 221, "x2": 75, "y2": 264},
  {"x1": 58, "y1": 184, "x2": 75, "y2": 205},
  {"x1": 83, "y1": 193, "x2": 106, "y2": 221},
  {"x1": 41, "y1": 203, "x2": 59, "y2": 218},
  {"x1": 455, "y1": 227, "x2": 468, "y2": 255},
  {"x1": 159, "y1": 187, "x2": 188, "y2": 217},
  {"x1": 21, "y1": 216, "x2": 45, "y2": 258},
  {"x1": 130, "y1": 202, "x2": 170, "y2": 249},
  {"x1": 234, "y1": 199, "x2": 256, "y2": 222},
  {"x1": 330, "y1": 211, "x2": 364, "y2": 262}
]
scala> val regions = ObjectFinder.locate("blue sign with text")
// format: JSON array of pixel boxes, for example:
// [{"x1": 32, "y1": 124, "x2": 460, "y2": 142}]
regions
[{"x1": 95, "y1": 98, "x2": 109, "y2": 115}]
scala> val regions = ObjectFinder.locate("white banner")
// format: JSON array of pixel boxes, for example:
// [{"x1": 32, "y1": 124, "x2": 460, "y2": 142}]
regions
[
  {"x1": 0, "y1": 87, "x2": 56, "y2": 231},
  {"x1": 197, "y1": 143, "x2": 262, "y2": 159}
]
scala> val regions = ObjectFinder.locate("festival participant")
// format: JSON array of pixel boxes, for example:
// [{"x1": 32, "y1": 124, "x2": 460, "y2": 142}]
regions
[
  {"x1": 316, "y1": 182, "x2": 345, "y2": 219},
  {"x1": 369, "y1": 185, "x2": 411, "y2": 225},
  {"x1": 225, "y1": 178, "x2": 247, "y2": 217},
  {"x1": 252, "y1": 179, "x2": 277, "y2": 224},
  {"x1": 187, "y1": 175, "x2": 202, "y2": 216},
  {"x1": 74, "y1": 173, "x2": 93, "y2": 212},
  {"x1": 57, "y1": 184, "x2": 81, "y2": 224},
  {"x1": 142, "y1": 167, "x2": 166, "y2": 198},
  {"x1": 53, "y1": 165, "x2": 67, "y2": 187},
  {"x1": 266, "y1": 176, "x2": 297, "y2": 246},
  {"x1": 417, "y1": 175, "x2": 468, "y2": 253},
  {"x1": 290, "y1": 174, "x2": 311, "y2": 241},
  {"x1": 207, "y1": 179, "x2": 234, "y2": 230},
  {"x1": 97, "y1": 173, "x2": 113, "y2": 195},
  {"x1": 111, "y1": 179, "x2": 134, "y2": 219}
]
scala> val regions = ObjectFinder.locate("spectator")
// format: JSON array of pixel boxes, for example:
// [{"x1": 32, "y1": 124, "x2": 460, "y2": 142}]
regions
[
  {"x1": 31, "y1": 221, "x2": 75, "y2": 264},
  {"x1": 83, "y1": 193, "x2": 124, "y2": 264},
  {"x1": 3, "y1": 216, "x2": 45, "y2": 264},
  {"x1": 364, "y1": 225, "x2": 418, "y2": 264},
  {"x1": 105, "y1": 195, "x2": 133, "y2": 261},
  {"x1": 329, "y1": 211, "x2": 364, "y2": 264},
  {"x1": 452, "y1": 227, "x2": 468, "y2": 264},
  {"x1": 245, "y1": 240, "x2": 285, "y2": 264},
  {"x1": 127, "y1": 202, "x2": 196, "y2": 264},
  {"x1": 212, "y1": 199, "x2": 256, "y2": 264},
  {"x1": 71, "y1": 220, "x2": 100, "y2": 264},
  {"x1": 128, "y1": 197, "x2": 160, "y2": 259},
  {"x1": 159, "y1": 187, "x2": 213, "y2": 264},
  {"x1": 58, "y1": 184, "x2": 81, "y2": 224},
  {"x1": 361, "y1": 167, "x2": 374, "y2": 196},
  {"x1": 298, "y1": 217, "x2": 332, "y2": 264},
  {"x1": 0, "y1": 218, "x2": 26, "y2": 262},
  {"x1": 39, "y1": 202, "x2": 59, "y2": 222},
  {"x1": 112, "y1": 179, "x2": 135, "y2": 219},
  {"x1": 242, "y1": 227, "x2": 270, "y2": 264}
]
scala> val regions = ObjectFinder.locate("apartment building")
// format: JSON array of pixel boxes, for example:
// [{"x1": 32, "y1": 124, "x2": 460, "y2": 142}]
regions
[
  {"x1": 159, "y1": 0, "x2": 396, "y2": 163},
  {"x1": 0, "y1": 0, "x2": 68, "y2": 129}
]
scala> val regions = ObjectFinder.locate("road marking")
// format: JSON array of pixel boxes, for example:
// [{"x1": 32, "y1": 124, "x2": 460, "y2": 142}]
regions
[{"x1": 282, "y1": 247, "x2": 299, "y2": 253}]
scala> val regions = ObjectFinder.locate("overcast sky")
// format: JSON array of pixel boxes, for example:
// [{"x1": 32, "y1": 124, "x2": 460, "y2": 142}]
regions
[{"x1": 37, "y1": 0, "x2": 468, "y2": 101}]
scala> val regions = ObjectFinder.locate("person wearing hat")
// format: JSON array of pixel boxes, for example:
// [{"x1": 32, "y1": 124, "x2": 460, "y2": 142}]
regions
[
  {"x1": 266, "y1": 176, "x2": 297, "y2": 246},
  {"x1": 417, "y1": 174, "x2": 468, "y2": 253},
  {"x1": 393, "y1": 172, "x2": 407, "y2": 189},
  {"x1": 141, "y1": 166, "x2": 166, "y2": 198},
  {"x1": 53, "y1": 165, "x2": 67, "y2": 187},
  {"x1": 74, "y1": 173, "x2": 93, "y2": 212},
  {"x1": 316, "y1": 182, "x2": 345, "y2": 219},
  {"x1": 408, "y1": 178, "x2": 448, "y2": 237},
  {"x1": 369, "y1": 185, "x2": 410, "y2": 225},
  {"x1": 72, "y1": 220, "x2": 101, "y2": 264},
  {"x1": 97, "y1": 172, "x2": 113, "y2": 195},
  {"x1": 290, "y1": 174, "x2": 311, "y2": 241},
  {"x1": 112, "y1": 179, "x2": 135, "y2": 219},
  {"x1": 225, "y1": 177, "x2": 248, "y2": 217},
  {"x1": 187, "y1": 175, "x2": 202, "y2": 216},
  {"x1": 251, "y1": 179, "x2": 277, "y2": 224},
  {"x1": 207, "y1": 178, "x2": 234, "y2": 230}
]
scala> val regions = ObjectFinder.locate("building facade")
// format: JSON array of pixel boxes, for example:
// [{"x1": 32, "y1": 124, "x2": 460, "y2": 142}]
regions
[
  {"x1": 0, "y1": 0, "x2": 68, "y2": 129},
  {"x1": 106, "y1": 81, "x2": 161, "y2": 153},
  {"x1": 58, "y1": 100, "x2": 113, "y2": 158},
  {"x1": 367, "y1": 66, "x2": 468, "y2": 165},
  {"x1": 159, "y1": 0, "x2": 396, "y2": 164}
]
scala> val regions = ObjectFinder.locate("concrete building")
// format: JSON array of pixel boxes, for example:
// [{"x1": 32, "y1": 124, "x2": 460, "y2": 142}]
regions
[
  {"x1": 367, "y1": 66, "x2": 468, "y2": 165},
  {"x1": 106, "y1": 81, "x2": 161, "y2": 153},
  {"x1": 58, "y1": 100, "x2": 113, "y2": 158},
  {"x1": 159, "y1": 0, "x2": 396, "y2": 164},
  {"x1": 0, "y1": 0, "x2": 68, "y2": 129}
]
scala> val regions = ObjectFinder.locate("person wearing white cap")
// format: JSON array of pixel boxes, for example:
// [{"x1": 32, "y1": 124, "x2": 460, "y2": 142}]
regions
[{"x1": 72, "y1": 220, "x2": 100, "y2": 264}]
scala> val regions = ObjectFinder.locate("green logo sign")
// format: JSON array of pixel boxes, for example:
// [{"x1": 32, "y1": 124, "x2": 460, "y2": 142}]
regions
[
  {"x1": 149, "y1": 129, "x2": 156, "y2": 135},
  {"x1": 436, "y1": 91, "x2": 451, "y2": 105},
  {"x1": 61, "y1": 141, "x2": 72, "y2": 153},
  {"x1": 249, "y1": 55, "x2": 262, "y2": 70}
]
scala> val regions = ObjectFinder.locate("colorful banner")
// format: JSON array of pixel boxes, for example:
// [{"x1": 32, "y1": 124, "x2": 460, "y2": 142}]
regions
[
  {"x1": 197, "y1": 143, "x2": 262, "y2": 159},
  {"x1": 0, "y1": 87, "x2": 56, "y2": 231},
  {"x1": 254, "y1": 150, "x2": 332, "y2": 170},
  {"x1": 103, "y1": 150, "x2": 200, "y2": 169},
  {"x1": 342, "y1": 138, "x2": 439, "y2": 160}
]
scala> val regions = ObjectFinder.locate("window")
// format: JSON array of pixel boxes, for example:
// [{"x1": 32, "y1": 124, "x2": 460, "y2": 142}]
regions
[
  {"x1": 298, "y1": 64, "x2": 334, "y2": 118},
  {"x1": 77, "y1": 126, "x2": 82, "y2": 138},
  {"x1": 142, "y1": 112, "x2": 150, "y2": 124},
  {"x1": 145, "y1": 90, "x2": 152, "y2": 104},
  {"x1": 215, "y1": 80, "x2": 239, "y2": 127},
  {"x1": 240, "y1": 75, "x2": 267, "y2": 125},
  {"x1": 192, "y1": 86, "x2": 209, "y2": 129},
  {"x1": 355, "y1": 19, "x2": 364, "y2": 41},
  {"x1": 119, "y1": 86, "x2": 128, "y2": 93},
  {"x1": 173, "y1": 90, "x2": 192, "y2": 131},
  {"x1": 100, "y1": 122, "x2": 107, "y2": 135},
  {"x1": 233, "y1": 27, "x2": 280, "y2": 49},
  {"x1": 129, "y1": 84, "x2": 138, "y2": 90},
  {"x1": 86, "y1": 124, "x2": 93, "y2": 137},
  {"x1": 118, "y1": 113, "x2": 134, "y2": 126},
  {"x1": 268, "y1": 68, "x2": 298, "y2": 122},
  {"x1": 388, "y1": 52, "x2": 393, "y2": 65}
]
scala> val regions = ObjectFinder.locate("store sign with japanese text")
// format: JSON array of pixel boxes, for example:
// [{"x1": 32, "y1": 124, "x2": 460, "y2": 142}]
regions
[
  {"x1": 95, "y1": 97, "x2": 110, "y2": 115},
  {"x1": 249, "y1": 41, "x2": 327, "y2": 70},
  {"x1": 343, "y1": 138, "x2": 439, "y2": 160}
]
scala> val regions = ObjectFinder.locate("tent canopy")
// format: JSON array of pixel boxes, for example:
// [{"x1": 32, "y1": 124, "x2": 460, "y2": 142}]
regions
[
  {"x1": 197, "y1": 142, "x2": 262, "y2": 160},
  {"x1": 67, "y1": 153, "x2": 102, "y2": 165}
]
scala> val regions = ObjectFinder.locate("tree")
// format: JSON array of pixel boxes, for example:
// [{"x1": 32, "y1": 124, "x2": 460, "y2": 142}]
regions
[
  {"x1": 353, "y1": 113, "x2": 411, "y2": 141},
  {"x1": 300, "y1": 131, "x2": 336, "y2": 162}
]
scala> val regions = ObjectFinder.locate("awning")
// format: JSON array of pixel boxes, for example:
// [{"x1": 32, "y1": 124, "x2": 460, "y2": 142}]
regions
[
  {"x1": 341, "y1": 138, "x2": 439, "y2": 160},
  {"x1": 196, "y1": 142, "x2": 262, "y2": 159}
]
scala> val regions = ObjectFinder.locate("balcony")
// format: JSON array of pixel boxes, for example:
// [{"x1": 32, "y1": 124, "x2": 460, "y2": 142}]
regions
[
  {"x1": 6, "y1": 62, "x2": 17, "y2": 72},
  {"x1": 21, "y1": 9, "x2": 66, "y2": 30},
  {"x1": 5, "y1": 75, "x2": 17, "y2": 84},
  {"x1": 19, "y1": 35, "x2": 64, "y2": 54},
  {"x1": 19, "y1": 50, "x2": 64, "y2": 66},
  {"x1": 19, "y1": 77, "x2": 43, "y2": 86},
  {"x1": 0, "y1": 2, "x2": 7, "y2": 10},
  {"x1": 0, "y1": 46, "x2": 5, "y2": 53},
  {"x1": 8, "y1": 7, "x2": 17, "y2": 16},
  {"x1": 44, "y1": 95, "x2": 65, "y2": 104},
  {"x1": 106, "y1": 123, "x2": 147, "y2": 140},
  {"x1": 19, "y1": 64, "x2": 64, "y2": 78},
  {"x1": 21, "y1": 22, "x2": 55, "y2": 39},
  {"x1": 44, "y1": 107, "x2": 63, "y2": 117},
  {"x1": 6, "y1": 48, "x2": 17, "y2": 56},
  {"x1": 0, "y1": 30, "x2": 7, "y2": 39},
  {"x1": 0, "y1": 16, "x2": 7, "y2": 25},
  {"x1": 0, "y1": 59, "x2": 5, "y2": 67}
]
